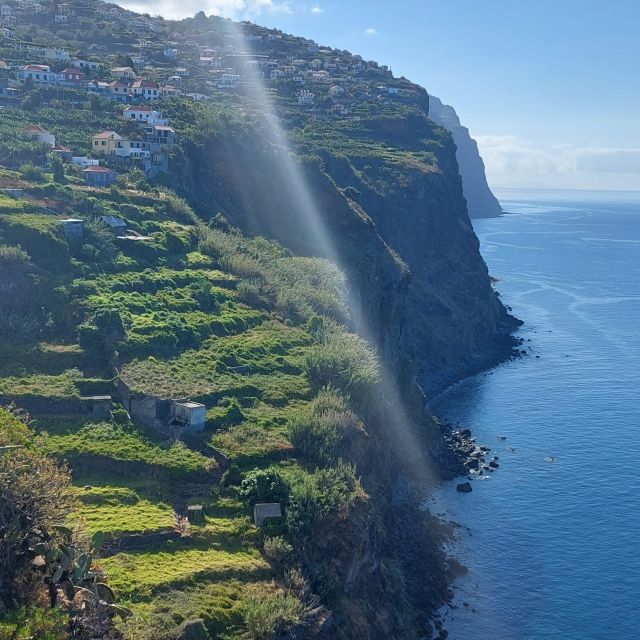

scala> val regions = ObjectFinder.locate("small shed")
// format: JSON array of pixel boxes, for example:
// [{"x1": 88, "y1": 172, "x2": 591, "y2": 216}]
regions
[
  {"x1": 61, "y1": 218, "x2": 84, "y2": 240},
  {"x1": 101, "y1": 215, "x2": 127, "y2": 235},
  {"x1": 172, "y1": 401, "x2": 206, "y2": 433},
  {"x1": 253, "y1": 503, "x2": 282, "y2": 527},
  {"x1": 187, "y1": 505, "x2": 205, "y2": 524},
  {"x1": 80, "y1": 395, "x2": 113, "y2": 419}
]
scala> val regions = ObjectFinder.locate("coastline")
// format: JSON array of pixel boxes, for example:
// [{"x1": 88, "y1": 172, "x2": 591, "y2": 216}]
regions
[{"x1": 415, "y1": 317, "x2": 526, "y2": 638}]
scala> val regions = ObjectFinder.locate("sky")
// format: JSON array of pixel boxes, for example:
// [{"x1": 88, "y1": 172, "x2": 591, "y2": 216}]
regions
[{"x1": 117, "y1": 0, "x2": 640, "y2": 191}]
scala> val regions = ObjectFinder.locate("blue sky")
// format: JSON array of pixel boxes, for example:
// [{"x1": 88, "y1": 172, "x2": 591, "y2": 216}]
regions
[{"x1": 118, "y1": 0, "x2": 640, "y2": 190}]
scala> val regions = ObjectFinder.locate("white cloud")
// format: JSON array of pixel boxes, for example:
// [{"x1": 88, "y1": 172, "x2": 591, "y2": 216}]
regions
[
  {"x1": 364, "y1": 27, "x2": 378, "y2": 35},
  {"x1": 117, "y1": 0, "x2": 292, "y2": 19},
  {"x1": 476, "y1": 135, "x2": 640, "y2": 190},
  {"x1": 310, "y1": 4, "x2": 323, "y2": 14}
]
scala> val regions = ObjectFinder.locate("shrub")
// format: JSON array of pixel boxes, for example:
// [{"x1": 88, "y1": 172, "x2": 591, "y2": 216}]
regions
[
  {"x1": 289, "y1": 387, "x2": 361, "y2": 466},
  {"x1": 77, "y1": 308, "x2": 125, "y2": 357},
  {"x1": 239, "y1": 469, "x2": 290, "y2": 510},
  {"x1": 19, "y1": 162, "x2": 45, "y2": 183},
  {"x1": 304, "y1": 320, "x2": 380, "y2": 402},
  {"x1": 48, "y1": 153, "x2": 66, "y2": 184},
  {"x1": 289, "y1": 411, "x2": 342, "y2": 467},
  {"x1": 263, "y1": 536, "x2": 294, "y2": 569},
  {"x1": 285, "y1": 461, "x2": 360, "y2": 537},
  {"x1": 242, "y1": 594, "x2": 303, "y2": 640}
]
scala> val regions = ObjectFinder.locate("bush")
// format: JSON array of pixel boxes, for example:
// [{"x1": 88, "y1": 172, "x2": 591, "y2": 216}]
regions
[
  {"x1": 304, "y1": 320, "x2": 380, "y2": 402},
  {"x1": 239, "y1": 469, "x2": 290, "y2": 510},
  {"x1": 78, "y1": 308, "x2": 125, "y2": 357},
  {"x1": 289, "y1": 387, "x2": 362, "y2": 466},
  {"x1": 285, "y1": 461, "x2": 360, "y2": 537},
  {"x1": 19, "y1": 162, "x2": 46, "y2": 183},
  {"x1": 242, "y1": 594, "x2": 303, "y2": 640},
  {"x1": 263, "y1": 536, "x2": 294, "y2": 569}
]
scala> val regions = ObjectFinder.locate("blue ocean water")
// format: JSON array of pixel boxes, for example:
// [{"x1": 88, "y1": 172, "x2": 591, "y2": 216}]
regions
[{"x1": 430, "y1": 189, "x2": 640, "y2": 640}]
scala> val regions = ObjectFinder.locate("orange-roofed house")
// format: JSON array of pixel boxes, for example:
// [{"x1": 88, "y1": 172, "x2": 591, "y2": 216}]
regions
[{"x1": 81, "y1": 165, "x2": 117, "y2": 187}]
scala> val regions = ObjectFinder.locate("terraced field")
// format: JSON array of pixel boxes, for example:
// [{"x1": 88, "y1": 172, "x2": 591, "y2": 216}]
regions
[{"x1": 0, "y1": 158, "x2": 377, "y2": 638}]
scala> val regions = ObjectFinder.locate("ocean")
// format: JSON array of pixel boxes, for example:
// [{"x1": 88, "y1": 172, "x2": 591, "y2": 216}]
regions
[{"x1": 430, "y1": 189, "x2": 640, "y2": 639}]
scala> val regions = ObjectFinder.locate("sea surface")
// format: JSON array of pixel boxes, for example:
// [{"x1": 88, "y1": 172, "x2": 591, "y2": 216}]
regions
[{"x1": 430, "y1": 189, "x2": 640, "y2": 640}]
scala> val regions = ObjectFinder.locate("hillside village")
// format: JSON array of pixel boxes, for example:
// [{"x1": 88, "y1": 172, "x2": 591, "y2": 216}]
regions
[{"x1": 0, "y1": 0, "x2": 427, "y2": 114}]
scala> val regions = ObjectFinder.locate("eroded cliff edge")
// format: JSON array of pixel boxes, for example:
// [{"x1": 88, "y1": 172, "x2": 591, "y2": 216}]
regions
[{"x1": 429, "y1": 96, "x2": 503, "y2": 219}]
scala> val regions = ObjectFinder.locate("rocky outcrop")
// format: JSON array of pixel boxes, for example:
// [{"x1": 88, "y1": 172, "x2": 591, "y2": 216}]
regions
[{"x1": 429, "y1": 96, "x2": 503, "y2": 219}]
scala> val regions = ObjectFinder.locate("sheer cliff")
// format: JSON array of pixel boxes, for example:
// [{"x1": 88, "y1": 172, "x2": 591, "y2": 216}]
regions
[
  {"x1": 429, "y1": 96, "x2": 503, "y2": 219},
  {"x1": 168, "y1": 109, "x2": 519, "y2": 391}
]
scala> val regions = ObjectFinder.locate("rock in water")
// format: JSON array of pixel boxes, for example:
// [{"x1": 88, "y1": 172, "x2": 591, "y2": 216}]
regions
[{"x1": 457, "y1": 482, "x2": 473, "y2": 493}]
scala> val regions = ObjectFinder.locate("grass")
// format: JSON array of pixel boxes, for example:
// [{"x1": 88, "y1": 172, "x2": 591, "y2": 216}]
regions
[
  {"x1": 117, "y1": 580, "x2": 275, "y2": 640},
  {"x1": 100, "y1": 540, "x2": 269, "y2": 599},
  {"x1": 41, "y1": 422, "x2": 216, "y2": 476},
  {"x1": 73, "y1": 485, "x2": 176, "y2": 536},
  {"x1": 0, "y1": 368, "x2": 83, "y2": 398},
  {"x1": 119, "y1": 320, "x2": 313, "y2": 400},
  {"x1": 75, "y1": 497, "x2": 175, "y2": 537}
]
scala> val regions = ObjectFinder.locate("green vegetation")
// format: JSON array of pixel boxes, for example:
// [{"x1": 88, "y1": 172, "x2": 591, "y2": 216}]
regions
[
  {"x1": 0, "y1": 160, "x2": 380, "y2": 638},
  {"x1": 0, "y1": 7, "x2": 446, "y2": 636},
  {"x1": 41, "y1": 422, "x2": 215, "y2": 478},
  {"x1": 74, "y1": 485, "x2": 175, "y2": 536},
  {"x1": 0, "y1": 408, "x2": 123, "y2": 637}
]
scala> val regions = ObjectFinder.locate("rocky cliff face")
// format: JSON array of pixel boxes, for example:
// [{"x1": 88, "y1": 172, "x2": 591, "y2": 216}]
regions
[
  {"x1": 429, "y1": 96, "x2": 503, "y2": 219},
  {"x1": 171, "y1": 112, "x2": 519, "y2": 393}
]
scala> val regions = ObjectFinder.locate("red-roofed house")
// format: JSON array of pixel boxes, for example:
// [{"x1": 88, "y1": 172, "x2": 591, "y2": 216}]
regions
[
  {"x1": 17, "y1": 64, "x2": 57, "y2": 83},
  {"x1": 81, "y1": 165, "x2": 117, "y2": 186},
  {"x1": 108, "y1": 80, "x2": 131, "y2": 101},
  {"x1": 60, "y1": 68, "x2": 85, "y2": 84},
  {"x1": 21, "y1": 124, "x2": 56, "y2": 147}
]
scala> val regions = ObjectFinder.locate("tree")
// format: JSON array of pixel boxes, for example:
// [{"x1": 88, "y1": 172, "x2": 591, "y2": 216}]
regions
[
  {"x1": 48, "y1": 153, "x2": 66, "y2": 184},
  {"x1": 0, "y1": 409, "x2": 82, "y2": 609},
  {"x1": 0, "y1": 408, "x2": 130, "y2": 633}
]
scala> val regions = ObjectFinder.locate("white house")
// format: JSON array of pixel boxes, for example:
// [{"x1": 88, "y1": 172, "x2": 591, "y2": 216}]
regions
[
  {"x1": 54, "y1": 13, "x2": 68, "y2": 23},
  {"x1": 130, "y1": 79, "x2": 160, "y2": 100},
  {"x1": 162, "y1": 85, "x2": 182, "y2": 97},
  {"x1": 21, "y1": 125, "x2": 56, "y2": 147},
  {"x1": 123, "y1": 106, "x2": 167, "y2": 125},
  {"x1": 111, "y1": 66, "x2": 135, "y2": 80},
  {"x1": 219, "y1": 73, "x2": 240, "y2": 87},
  {"x1": 186, "y1": 92, "x2": 208, "y2": 102},
  {"x1": 71, "y1": 59, "x2": 102, "y2": 71},
  {"x1": 108, "y1": 81, "x2": 130, "y2": 101},
  {"x1": 18, "y1": 64, "x2": 57, "y2": 83},
  {"x1": 298, "y1": 90, "x2": 315, "y2": 106}
]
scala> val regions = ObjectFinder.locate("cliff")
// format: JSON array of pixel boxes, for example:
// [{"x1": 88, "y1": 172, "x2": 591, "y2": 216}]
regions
[
  {"x1": 168, "y1": 107, "x2": 519, "y2": 392},
  {"x1": 429, "y1": 96, "x2": 503, "y2": 219}
]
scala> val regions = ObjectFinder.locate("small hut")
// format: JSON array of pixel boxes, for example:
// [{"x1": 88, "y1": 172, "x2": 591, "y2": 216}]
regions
[
  {"x1": 253, "y1": 503, "x2": 282, "y2": 527},
  {"x1": 61, "y1": 218, "x2": 85, "y2": 240},
  {"x1": 187, "y1": 505, "x2": 205, "y2": 524}
]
